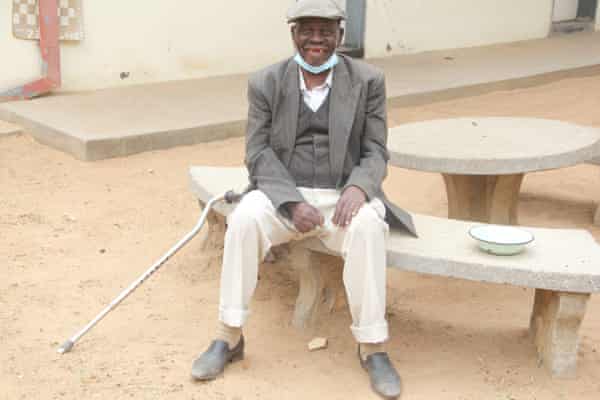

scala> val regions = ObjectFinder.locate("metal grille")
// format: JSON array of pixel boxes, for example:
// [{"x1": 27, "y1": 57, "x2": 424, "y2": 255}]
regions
[{"x1": 12, "y1": 0, "x2": 84, "y2": 41}]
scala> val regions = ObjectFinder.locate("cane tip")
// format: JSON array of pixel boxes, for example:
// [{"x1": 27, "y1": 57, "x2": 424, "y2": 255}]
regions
[{"x1": 57, "y1": 340, "x2": 74, "y2": 354}]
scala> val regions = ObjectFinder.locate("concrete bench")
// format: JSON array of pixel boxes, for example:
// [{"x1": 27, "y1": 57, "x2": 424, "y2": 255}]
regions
[{"x1": 188, "y1": 166, "x2": 600, "y2": 378}]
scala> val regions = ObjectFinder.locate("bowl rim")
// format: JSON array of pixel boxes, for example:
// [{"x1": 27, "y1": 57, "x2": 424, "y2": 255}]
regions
[{"x1": 468, "y1": 225, "x2": 535, "y2": 246}]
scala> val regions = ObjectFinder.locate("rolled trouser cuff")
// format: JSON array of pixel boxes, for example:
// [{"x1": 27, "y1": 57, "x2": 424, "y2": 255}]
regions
[
  {"x1": 351, "y1": 322, "x2": 389, "y2": 343},
  {"x1": 219, "y1": 307, "x2": 249, "y2": 328}
]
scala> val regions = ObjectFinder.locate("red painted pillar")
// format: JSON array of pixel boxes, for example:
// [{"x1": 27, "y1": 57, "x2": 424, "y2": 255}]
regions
[
  {"x1": 39, "y1": 0, "x2": 61, "y2": 86},
  {"x1": 1, "y1": 0, "x2": 62, "y2": 100}
]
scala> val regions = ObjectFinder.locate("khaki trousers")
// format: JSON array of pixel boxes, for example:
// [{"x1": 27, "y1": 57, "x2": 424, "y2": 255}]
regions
[{"x1": 218, "y1": 188, "x2": 390, "y2": 343}]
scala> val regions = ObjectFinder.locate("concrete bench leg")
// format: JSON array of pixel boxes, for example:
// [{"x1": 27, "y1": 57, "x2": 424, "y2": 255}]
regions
[
  {"x1": 593, "y1": 204, "x2": 600, "y2": 226},
  {"x1": 529, "y1": 289, "x2": 590, "y2": 378},
  {"x1": 197, "y1": 200, "x2": 226, "y2": 266},
  {"x1": 290, "y1": 245, "x2": 344, "y2": 330}
]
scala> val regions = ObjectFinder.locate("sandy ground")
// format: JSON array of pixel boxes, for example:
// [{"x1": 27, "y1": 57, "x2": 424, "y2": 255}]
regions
[
  {"x1": 0, "y1": 120, "x2": 22, "y2": 137},
  {"x1": 3, "y1": 74, "x2": 600, "y2": 400}
]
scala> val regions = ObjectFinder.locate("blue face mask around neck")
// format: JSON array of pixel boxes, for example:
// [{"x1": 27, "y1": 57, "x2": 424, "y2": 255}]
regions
[{"x1": 294, "y1": 52, "x2": 339, "y2": 75}]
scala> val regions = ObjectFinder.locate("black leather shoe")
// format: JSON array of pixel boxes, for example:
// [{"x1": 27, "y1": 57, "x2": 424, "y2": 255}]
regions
[
  {"x1": 359, "y1": 346, "x2": 402, "y2": 399},
  {"x1": 191, "y1": 336, "x2": 244, "y2": 381}
]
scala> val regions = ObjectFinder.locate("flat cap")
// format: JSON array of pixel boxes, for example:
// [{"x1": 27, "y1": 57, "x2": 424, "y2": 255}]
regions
[{"x1": 286, "y1": 0, "x2": 346, "y2": 23}]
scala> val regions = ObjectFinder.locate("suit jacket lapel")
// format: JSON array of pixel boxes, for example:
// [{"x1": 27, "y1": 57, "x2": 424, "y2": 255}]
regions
[
  {"x1": 329, "y1": 59, "x2": 361, "y2": 186},
  {"x1": 278, "y1": 59, "x2": 300, "y2": 167}
]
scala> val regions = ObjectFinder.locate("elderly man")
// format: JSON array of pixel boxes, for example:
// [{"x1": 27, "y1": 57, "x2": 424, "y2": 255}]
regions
[{"x1": 191, "y1": 1, "x2": 416, "y2": 398}]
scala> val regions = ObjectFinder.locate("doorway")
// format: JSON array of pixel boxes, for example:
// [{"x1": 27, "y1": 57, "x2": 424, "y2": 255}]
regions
[
  {"x1": 338, "y1": 0, "x2": 366, "y2": 58},
  {"x1": 551, "y1": 0, "x2": 597, "y2": 34}
]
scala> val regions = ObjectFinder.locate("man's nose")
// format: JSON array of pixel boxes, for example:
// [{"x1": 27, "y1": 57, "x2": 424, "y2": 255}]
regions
[{"x1": 308, "y1": 33, "x2": 325, "y2": 43}]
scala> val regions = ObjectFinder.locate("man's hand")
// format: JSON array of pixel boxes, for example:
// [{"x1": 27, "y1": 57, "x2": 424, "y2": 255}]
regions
[
  {"x1": 333, "y1": 186, "x2": 367, "y2": 227},
  {"x1": 288, "y1": 202, "x2": 324, "y2": 233}
]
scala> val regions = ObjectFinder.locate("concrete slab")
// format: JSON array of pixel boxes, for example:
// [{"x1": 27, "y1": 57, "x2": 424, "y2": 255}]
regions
[
  {"x1": 0, "y1": 74, "x2": 249, "y2": 160},
  {"x1": 2, "y1": 31, "x2": 600, "y2": 160},
  {"x1": 0, "y1": 120, "x2": 23, "y2": 137},
  {"x1": 378, "y1": 31, "x2": 600, "y2": 108}
]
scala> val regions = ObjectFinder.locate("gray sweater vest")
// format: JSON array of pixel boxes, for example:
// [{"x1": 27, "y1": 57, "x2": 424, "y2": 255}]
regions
[{"x1": 288, "y1": 94, "x2": 336, "y2": 189}]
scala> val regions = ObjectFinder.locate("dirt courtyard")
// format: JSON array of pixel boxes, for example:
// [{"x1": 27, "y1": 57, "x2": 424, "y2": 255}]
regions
[{"x1": 2, "y1": 74, "x2": 600, "y2": 400}]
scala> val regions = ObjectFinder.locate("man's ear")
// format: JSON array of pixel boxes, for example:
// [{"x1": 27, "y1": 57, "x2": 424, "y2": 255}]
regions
[{"x1": 338, "y1": 27, "x2": 345, "y2": 47}]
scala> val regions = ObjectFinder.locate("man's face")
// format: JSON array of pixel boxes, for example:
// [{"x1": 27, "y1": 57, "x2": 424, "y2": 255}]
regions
[{"x1": 292, "y1": 18, "x2": 343, "y2": 67}]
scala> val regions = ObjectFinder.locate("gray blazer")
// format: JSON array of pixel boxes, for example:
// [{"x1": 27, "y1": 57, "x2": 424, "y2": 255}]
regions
[{"x1": 244, "y1": 54, "x2": 417, "y2": 237}]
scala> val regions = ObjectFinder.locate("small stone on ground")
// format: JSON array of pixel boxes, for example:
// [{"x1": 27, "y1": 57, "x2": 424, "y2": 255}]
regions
[{"x1": 308, "y1": 337, "x2": 328, "y2": 351}]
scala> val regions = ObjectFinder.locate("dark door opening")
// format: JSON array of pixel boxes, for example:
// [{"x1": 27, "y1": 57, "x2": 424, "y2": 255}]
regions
[
  {"x1": 338, "y1": 0, "x2": 366, "y2": 58},
  {"x1": 578, "y1": 0, "x2": 598, "y2": 20},
  {"x1": 552, "y1": 0, "x2": 597, "y2": 35}
]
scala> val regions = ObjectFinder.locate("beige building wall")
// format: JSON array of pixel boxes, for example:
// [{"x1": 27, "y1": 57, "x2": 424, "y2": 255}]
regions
[
  {"x1": 364, "y1": 0, "x2": 554, "y2": 57},
  {"x1": 2, "y1": 0, "x2": 597, "y2": 93},
  {"x1": 597, "y1": 3, "x2": 600, "y2": 30},
  {"x1": 1, "y1": 0, "x2": 295, "y2": 92},
  {"x1": 0, "y1": 1, "x2": 41, "y2": 91}
]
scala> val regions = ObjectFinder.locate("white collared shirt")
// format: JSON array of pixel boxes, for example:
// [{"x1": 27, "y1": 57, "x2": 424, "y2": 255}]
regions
[{"x1": 298, "y1": 68, "x2": 333, "y2": 112}]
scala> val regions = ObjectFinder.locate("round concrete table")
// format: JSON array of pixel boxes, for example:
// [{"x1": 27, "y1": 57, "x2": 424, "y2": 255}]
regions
[{"x1": 388, "y1": 117, "x2": 600, "y2": 225}]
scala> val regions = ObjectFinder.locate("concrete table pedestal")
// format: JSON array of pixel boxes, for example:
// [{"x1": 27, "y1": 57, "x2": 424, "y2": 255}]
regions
[
  {"x1": 389, "y1": 117, "x2": 600, "y2": 225},
  {"x1": 443, "y1": 173, "x2": 524, "y2": 224}
]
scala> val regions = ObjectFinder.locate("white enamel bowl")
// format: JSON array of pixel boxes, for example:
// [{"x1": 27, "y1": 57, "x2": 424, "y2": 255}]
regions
[{"x1": 468, "y1": 225, "x2": 535, "y2": 256}]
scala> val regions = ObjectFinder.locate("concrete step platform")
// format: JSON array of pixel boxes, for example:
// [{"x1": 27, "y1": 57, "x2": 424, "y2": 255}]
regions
[{"x1": 2, "y1": 31, "x2": 600, "y2": 161}]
